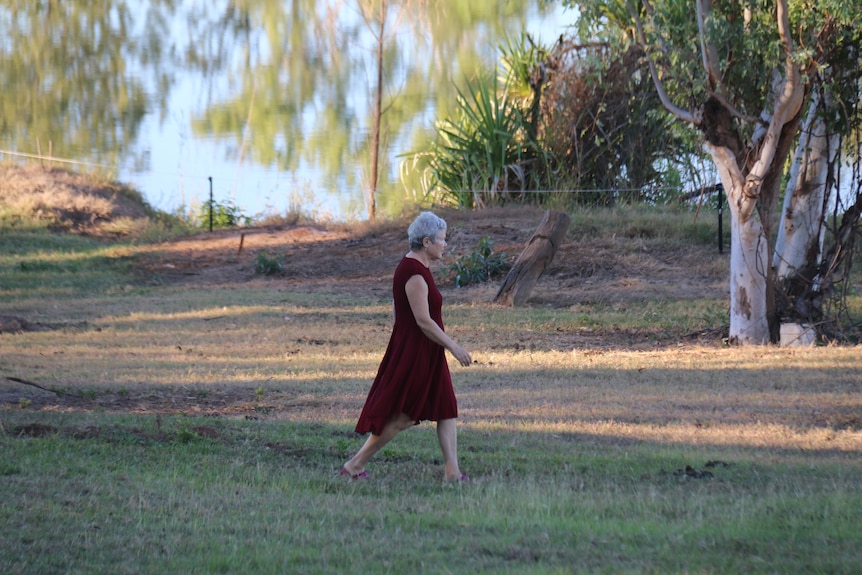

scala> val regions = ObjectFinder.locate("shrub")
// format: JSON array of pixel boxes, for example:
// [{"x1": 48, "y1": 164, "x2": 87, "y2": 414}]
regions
[
  {"x1": 198, "y1": 200, "x2": 252, "y2": 229},
  {"x1": 447, "y1": 236, "x2": 510, "y2": 287},
  {"x1": 255, "y1": 253, "x2": 284, "y2": 276}
]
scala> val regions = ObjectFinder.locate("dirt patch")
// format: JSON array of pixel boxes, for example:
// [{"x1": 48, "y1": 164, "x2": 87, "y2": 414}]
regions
[
  {"x1": 0, "y1": 316, "x2": 89, "y2": 334},
  {"x1": 131, "y1": 205, "x2": 729, "y2": 310}
]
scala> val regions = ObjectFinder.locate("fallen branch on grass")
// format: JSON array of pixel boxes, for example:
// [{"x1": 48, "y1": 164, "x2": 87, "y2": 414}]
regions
[{"x1": 5, "y1": 376, "x2": 74, "y2": 397}]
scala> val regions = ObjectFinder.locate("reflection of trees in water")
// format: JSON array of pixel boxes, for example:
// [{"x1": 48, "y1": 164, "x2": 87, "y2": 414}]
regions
[
  {"x1": 0, "y1": 1, "x2": 176, "y2": 166},
  {"x1": 184, "y1": 0, "x2": 546, "y2": 216},
  {"x1": 0, "y1": 0, "x2": 552, "y2": 216}
]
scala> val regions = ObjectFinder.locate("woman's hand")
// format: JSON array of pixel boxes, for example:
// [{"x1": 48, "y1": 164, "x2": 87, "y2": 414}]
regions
[{"x1": 450, "y1": 344, "x2": 472, "y2": 367}]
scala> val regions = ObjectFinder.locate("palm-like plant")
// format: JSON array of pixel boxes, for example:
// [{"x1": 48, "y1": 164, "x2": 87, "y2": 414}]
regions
[{"x1": 406, "y1": 71, "x2": 551, "y2": 208}]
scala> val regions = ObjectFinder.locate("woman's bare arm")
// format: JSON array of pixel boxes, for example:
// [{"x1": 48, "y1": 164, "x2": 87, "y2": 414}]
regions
[{"x1": 405, "y1": 275, "x2": 472, "y2": 366}]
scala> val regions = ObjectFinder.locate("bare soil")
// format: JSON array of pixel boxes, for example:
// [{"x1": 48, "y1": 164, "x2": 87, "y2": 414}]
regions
[{"x1": 133, "y1": 205, "x2": 728, "y2": 313}]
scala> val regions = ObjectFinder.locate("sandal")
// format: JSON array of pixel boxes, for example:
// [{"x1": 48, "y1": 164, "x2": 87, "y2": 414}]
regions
[
  {"x1": 444, "y1": 473, "x2": 471, "y2": 483},
  {"x1": 338, "y1": 467, "x2": 370, "y2": 480}
]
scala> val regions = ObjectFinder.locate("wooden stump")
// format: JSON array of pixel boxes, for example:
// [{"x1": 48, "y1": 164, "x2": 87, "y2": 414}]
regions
[{"x1": 494, "y1": 210, "x2": 570, "y2": 306}]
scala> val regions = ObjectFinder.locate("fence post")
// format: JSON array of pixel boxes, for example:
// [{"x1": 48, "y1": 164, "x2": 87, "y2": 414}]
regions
[
  {"x1": 716, "y1": 183, "x2": 724, "y2": 254},
  {"x1": 208, "y1": 177, "x2": 214, "y2": 232}
]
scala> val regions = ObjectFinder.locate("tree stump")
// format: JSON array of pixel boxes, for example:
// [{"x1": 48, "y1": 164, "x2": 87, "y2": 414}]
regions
[{"x1": 494, "y1": 210, "x2": 570, "y2": 306}]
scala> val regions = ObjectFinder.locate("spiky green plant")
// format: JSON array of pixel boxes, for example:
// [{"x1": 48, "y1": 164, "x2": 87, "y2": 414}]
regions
[{"x1": 407, "y1": 74, "x2": 552, "y2": 209}]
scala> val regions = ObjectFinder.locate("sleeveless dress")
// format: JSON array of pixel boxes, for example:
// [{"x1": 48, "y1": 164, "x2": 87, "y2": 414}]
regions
[{"x1": 354, "y1": 257, "x2": 458, "y2": 435}]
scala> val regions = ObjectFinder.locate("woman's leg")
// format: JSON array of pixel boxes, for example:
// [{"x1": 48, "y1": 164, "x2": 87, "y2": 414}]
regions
[
  {"x1": 436, "y1": 418, "x2": 463, "y2": 481},
  {"x1": 342, "y1": 412, "x2": 414, "y2": 476}
]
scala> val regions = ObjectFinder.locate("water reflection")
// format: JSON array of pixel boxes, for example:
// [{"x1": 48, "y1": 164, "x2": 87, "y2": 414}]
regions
[{"x1": 0, "y1": 0, "x2": 574, "y2": 220}]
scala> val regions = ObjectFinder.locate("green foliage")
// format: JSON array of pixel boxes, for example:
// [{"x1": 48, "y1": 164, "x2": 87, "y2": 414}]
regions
[
  {"x1": 401, "y1": 34, "x2": 575, "y2": 209},
  {"x1": 569, "y1": 0, "x2": 860, "y2": 146},
  {"x1": 404, "y1": 29, "x2": 704, "y2": 209},
  {"x1": 174, "y1": 422, "x2": 201, "y2": 444},
  {"x1": 196, "y1": 200, "x2": 252, "y2": 229},
  {"x1": 447, "y1": 236, "x2": 510, "y2": 287},
  {"x1": 407, "y1": 74, "x2": 543, "y2": 208},
  {"x1": 541, "y1": 42, "x2": 702, "y2": 204},
  {"x1": 254, "y1": 252, "x2": 283, "y2": 275}
]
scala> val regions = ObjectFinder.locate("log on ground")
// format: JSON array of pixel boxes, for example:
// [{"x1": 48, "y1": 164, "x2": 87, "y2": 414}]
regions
[{"x1": 494, "y1": 210, "x2": 570, "y2": 306}]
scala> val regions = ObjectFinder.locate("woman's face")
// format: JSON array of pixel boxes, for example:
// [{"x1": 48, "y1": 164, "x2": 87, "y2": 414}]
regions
[{"x1": 424, "y1": 229, "x2": 447, "y2": 261}]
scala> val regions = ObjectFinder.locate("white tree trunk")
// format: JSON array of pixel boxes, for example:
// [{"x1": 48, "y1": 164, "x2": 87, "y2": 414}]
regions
[
  {"x1": 708, "y1": 144, "x2": 771, "y2": 344},
  {"x1": 773, "y1": 94, "x2": 836, "y2": 280},
  {"x1": 728, "y1": 210, "x2": 771, "y2": 343}
]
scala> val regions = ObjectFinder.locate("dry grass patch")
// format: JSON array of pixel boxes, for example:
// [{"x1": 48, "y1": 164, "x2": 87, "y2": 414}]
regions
[{"x1": 0, "y1": 164, "x2": 152, "y2": 234}]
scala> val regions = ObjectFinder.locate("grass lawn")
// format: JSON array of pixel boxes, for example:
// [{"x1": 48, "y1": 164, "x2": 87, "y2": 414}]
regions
[
  {"x1": 3, "y1": 408, "x2": 860, "y2": 574},
  {"x1": 1, "y1": 205, "x2": 861, "y2": 574}
]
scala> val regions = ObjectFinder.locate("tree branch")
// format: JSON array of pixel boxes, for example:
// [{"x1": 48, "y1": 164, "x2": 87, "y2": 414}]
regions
[
  {"x1": 746, "y1": 0, "x2": 804, "y2": 189},
  {"x1": 695, "y1": 0, "x2": 721, "y2": 91},
  {"x1": 696, "y1": 0, "x2": 765, "y2": 126},
  {"x1": 630, "y1": 1, "x2": 697, "y2": 124},
  {"x1": 5, "y1": 376, "x2": 74, "y2": 397},
  {"x1": 709, "y1": 91, "x2": 765, "y2": 124}
]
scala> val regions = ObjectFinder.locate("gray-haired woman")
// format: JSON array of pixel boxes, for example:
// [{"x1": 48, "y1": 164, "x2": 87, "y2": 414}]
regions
[{"x1": 340, "y1": 211, "x2": 472, "y2": 481}]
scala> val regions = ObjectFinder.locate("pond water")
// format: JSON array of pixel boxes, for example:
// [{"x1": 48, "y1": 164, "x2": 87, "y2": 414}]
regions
[{"x1": 0, "y1": 1, "x2": 577, "y2": 221}]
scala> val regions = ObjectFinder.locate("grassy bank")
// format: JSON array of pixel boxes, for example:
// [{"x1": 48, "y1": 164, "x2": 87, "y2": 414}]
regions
[{"x1": 1, "y1": 185, "x2": 861, "y2": 573}]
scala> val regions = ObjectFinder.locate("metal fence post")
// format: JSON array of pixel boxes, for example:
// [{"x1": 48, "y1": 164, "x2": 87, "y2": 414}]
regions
[
  {"x1": 716, "y1": 183, "x2": 724, "y2": 254},
  {"x1": 208, "y1": 177, "x2": 214, "y2": 232}
]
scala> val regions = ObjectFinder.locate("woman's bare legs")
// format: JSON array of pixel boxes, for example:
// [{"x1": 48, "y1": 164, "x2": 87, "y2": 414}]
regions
[
  {"x1": 342, "y1": 413, "x2": 414, "y2": 476},
  {"x1": 437, "y1": 418, "x2": 463, "y2": 481}
]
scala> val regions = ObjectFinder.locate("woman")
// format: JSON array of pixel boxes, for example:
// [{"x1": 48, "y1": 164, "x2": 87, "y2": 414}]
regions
[{"x1": 340, "y1": 212, "x2": 472, "y2": 482}]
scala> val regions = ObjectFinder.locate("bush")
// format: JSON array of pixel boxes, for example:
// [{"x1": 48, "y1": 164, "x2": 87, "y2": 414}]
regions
[
  {"x1": 447, "y1": 237, "x2": 510, "y2": 287},
  {"x1": 198, "y1": 200, "x2": 252, "y2": 229},
  {"x1": 255, "y1": 253, "x2": 283, "y2": 275}
]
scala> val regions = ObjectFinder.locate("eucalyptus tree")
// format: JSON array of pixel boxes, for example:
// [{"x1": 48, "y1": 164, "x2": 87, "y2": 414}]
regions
[
  {"x1": 573, "y1": 0, "x2": 861, "y2": 344},
  {"x1": 0, "y1": 0, "x2": 175, "y2": 167}
]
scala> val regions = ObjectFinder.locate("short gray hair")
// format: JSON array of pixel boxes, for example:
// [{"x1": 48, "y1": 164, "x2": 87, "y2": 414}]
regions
[{"x1": 407, "y1": 211, "x2": 446, "y2": 250}]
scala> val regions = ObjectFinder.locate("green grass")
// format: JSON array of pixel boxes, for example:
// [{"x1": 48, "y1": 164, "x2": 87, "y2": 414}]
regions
[
  {"x1": 567, "y1": 203, "x2": 727, "y2": 246},
  {"x1": 0, "y1": 225, "x2": 137, "y2": 299},
  {"x1": 2, "y1": 412, "x2": 860, "y2": 575},
  {"x1": 1, "y1": 205, "x2": 861, "y2": 574}
]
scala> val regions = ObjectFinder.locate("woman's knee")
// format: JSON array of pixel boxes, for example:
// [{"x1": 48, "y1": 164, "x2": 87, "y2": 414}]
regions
[{"x1": 392, "y1": 413, "x2": 415, "y2": 430}]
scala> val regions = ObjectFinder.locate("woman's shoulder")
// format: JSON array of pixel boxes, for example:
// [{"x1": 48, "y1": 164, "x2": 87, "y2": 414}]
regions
[
  {"x1": 397, "y1": 255, "x2": 428, "y2": 272},
  {"x1": 394, "y1": 256, "x2": 431, "y2": 282}
]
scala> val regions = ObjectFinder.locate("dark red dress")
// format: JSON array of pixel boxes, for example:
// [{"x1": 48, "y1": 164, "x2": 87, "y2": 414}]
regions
[{"x1": 355, "y1": 257, "x2": 458, "y2": 435}]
